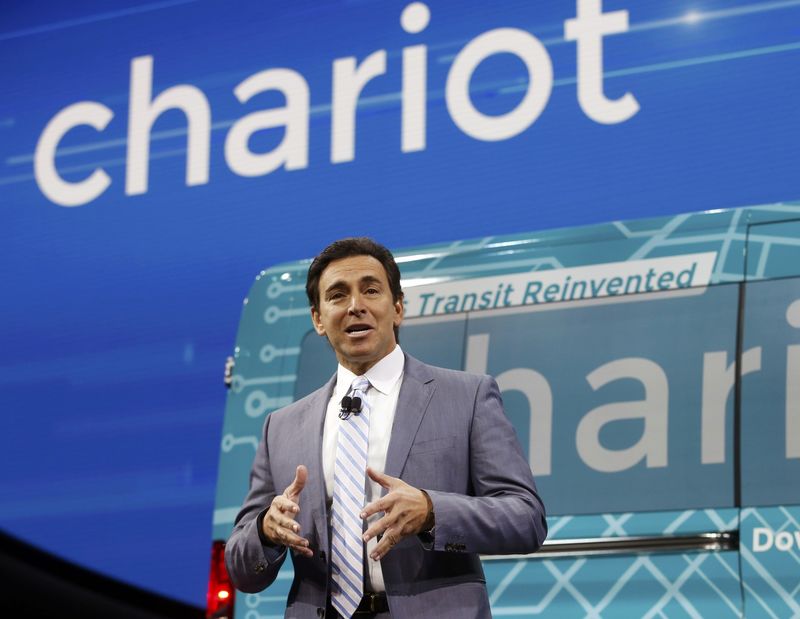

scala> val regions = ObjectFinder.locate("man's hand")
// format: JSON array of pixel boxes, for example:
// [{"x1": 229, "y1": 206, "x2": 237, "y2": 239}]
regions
[
  {"x1": 360, "y1": 467, "x2": 433, "y2": 561},
  {"x1": 261, "y1": 465, "x2": 314, "y2": 558}
]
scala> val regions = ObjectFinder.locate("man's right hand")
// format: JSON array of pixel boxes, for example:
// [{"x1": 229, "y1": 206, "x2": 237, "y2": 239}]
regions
[{"x1": 261, "y1": 465, "x2": 313, "y2": 557}]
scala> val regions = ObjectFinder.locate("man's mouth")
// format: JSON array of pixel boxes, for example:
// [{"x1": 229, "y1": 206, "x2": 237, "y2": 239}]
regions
[{"x1": 345, "y1": 324, "x2": 373, "y2": 336}]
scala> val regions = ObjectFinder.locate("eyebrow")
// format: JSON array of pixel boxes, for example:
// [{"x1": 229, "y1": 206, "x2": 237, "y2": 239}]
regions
[
  {"x1": 324, "y1": 275, "x2": 383, "y2": 295},
  {"x1": 359, "y1": 275, "x2": 382, "y2": 287}
]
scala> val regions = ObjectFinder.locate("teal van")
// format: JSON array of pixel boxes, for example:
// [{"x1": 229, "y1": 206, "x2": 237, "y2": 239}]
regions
[{"x1": 208, "y1": 203, "x2": 800, "y2": 618}]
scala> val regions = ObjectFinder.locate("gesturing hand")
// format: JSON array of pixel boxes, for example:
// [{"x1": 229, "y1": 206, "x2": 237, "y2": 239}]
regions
[
  {"x1": 360, "y1": 467, "x2": 433, "y2": 561},
  {"x1": 262, "y1": 465, "x2": 314, "y2": 558}
]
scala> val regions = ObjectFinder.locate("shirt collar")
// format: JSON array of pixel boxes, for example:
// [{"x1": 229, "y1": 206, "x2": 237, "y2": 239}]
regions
[{"x1": 335, "y1": 345, "x2": 404, "y2": 397}]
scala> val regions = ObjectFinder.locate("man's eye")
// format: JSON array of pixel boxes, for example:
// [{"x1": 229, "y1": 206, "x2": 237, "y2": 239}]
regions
[
  {"x1": 328, "y1": 292, "x2": 345, "y2": 301},
  {"x1": 365, "y1": 288, "x2": 379, "y2": 295}
]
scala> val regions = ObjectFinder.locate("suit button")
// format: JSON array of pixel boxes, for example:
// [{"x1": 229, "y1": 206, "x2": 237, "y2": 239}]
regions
[
  {"x1": 317, "y1": 608, "x2": 325, "y2": 617},
  {"x1": 319, "y1": 550, "x2": 327, "y2": 562},
  {"x1": 445, "y1": 543, "x2": 454, "y2": 552},
  {"x1": 254, "y1": 561, "x2": 266, "y2": 573}
]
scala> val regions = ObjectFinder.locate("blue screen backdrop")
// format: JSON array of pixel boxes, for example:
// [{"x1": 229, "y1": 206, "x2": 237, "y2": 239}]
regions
[{"x1": 1, "y1": 0, "x2": 799, "y2": 605}]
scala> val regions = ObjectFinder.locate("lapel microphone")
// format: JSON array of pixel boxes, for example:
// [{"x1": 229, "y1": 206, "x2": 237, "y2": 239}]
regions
[{"x1": 338, "y1": 395, "x2": 362, "y2": 420}]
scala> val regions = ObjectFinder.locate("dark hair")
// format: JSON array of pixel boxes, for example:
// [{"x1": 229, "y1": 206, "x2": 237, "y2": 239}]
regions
[{"x1": 306, "y1": 237, "x2": 404, "y2": 339}]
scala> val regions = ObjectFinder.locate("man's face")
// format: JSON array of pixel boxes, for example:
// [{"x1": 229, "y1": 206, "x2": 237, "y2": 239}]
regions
[{"x1": 311, "y1": 254, "x2": 403, "y2": 375}]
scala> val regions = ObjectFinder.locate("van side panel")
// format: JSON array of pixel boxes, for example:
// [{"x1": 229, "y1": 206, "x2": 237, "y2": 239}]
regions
[
  {"x1": 215, "y1": 205, "x2": 800, "y2": 617},
  {"x1": 740, "y1": 271, "x2": 800, "y2": 617}
]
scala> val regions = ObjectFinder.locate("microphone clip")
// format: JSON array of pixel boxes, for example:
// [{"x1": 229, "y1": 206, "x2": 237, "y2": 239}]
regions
[{"x1": 338, "y1": 395, "x2": 362, "y2": 420}]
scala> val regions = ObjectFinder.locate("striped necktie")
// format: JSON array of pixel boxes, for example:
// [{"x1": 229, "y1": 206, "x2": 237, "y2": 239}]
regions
[{"x1": 331, "y1": 376, "x2": 371, "y2": 618}]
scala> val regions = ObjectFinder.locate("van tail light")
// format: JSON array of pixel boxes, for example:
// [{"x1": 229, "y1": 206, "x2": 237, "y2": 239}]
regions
[{"x1": 207, "y1": 540, "x2": 235, "y2": 619}]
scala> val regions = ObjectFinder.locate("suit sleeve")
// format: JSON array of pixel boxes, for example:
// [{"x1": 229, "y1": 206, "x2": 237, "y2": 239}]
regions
[
  {"x1": 225, "y1": 413, "x2": 288, "y2": 593},
  {"x1": 424, "y1": 375, "x2": 548, "y2": 555}
]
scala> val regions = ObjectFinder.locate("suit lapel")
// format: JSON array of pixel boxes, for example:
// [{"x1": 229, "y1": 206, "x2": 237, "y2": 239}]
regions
[
  {"x1": 295, "y1": 373, "x2": 336, "y2": 553},
  {"x1": 384, "y1": 355, "x2": 436, "y2": 481}
]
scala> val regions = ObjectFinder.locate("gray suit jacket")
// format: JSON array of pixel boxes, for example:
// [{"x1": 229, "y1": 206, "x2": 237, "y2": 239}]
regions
[{"x1": 225, "y1": 353, "x2": 547, "y2": 618}]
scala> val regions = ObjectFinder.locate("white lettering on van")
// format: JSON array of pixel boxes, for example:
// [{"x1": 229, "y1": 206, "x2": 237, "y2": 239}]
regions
[
  {"x1": 466, "y1": 334, "x2": 553, "y2": 476},
  {"x1": 787, "y1": 345, "x2": 800, "y2": 459},
  {"x1": 701, "y1": 347, "x2": 762, "y2": 464},
  {"x1": 753, "y1": 527, "x2": 800, "y2": 552},
  {"x1": 753, "y1": 527, "x2": 773, "y2": 551},
  {"x1": 786, "y1": 299, "x2": 800, "y2": 459},
  {"x1": 454, "y1": 296, "x2": 800, "y2": 480},
  {"x1": 577, "y1": 358, "x2": 668, "y2": 472}
]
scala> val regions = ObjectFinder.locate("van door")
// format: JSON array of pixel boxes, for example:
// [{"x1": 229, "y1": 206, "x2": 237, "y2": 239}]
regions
[{"x1": 740, "y1": 219, "x2": 800, "y2": 618}]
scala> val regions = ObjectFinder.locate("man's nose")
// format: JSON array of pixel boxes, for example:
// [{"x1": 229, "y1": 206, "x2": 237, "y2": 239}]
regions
[{"x1": 348, "y1": 293, "x2": 366, "y2": 314}]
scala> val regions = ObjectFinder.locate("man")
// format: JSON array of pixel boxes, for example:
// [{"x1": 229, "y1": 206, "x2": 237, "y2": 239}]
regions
[{"x1": 225, "y1": 238, "x2": 547, "y2": 618}]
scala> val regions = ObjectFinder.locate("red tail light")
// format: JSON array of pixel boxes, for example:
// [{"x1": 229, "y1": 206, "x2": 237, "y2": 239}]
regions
[{"x1": 207, "y1": 540, "x2": 235, "y2": 619}]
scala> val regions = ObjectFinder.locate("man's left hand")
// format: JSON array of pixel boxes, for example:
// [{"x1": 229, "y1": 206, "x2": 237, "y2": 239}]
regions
[{"x1": 360, "y1": 467, "x2": 432, "y2": 561}]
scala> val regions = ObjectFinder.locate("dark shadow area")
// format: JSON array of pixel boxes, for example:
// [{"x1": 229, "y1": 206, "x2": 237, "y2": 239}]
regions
[{"x1": 0, "y1": 528, "x2": 203, "y2": 618}]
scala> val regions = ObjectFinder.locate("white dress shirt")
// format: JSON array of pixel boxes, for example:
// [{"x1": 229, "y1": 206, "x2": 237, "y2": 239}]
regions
[{"x1": 322, "y1": 344, "x2": 405, "y2": 593}]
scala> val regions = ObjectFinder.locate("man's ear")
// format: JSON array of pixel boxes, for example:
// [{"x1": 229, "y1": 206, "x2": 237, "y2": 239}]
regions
[
  {"x1": 311, "y1": 308, "x2": 326, "y2": 336},
  {"x1": 393, "y1": 296, "x2": 404, "y2": 327}
]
